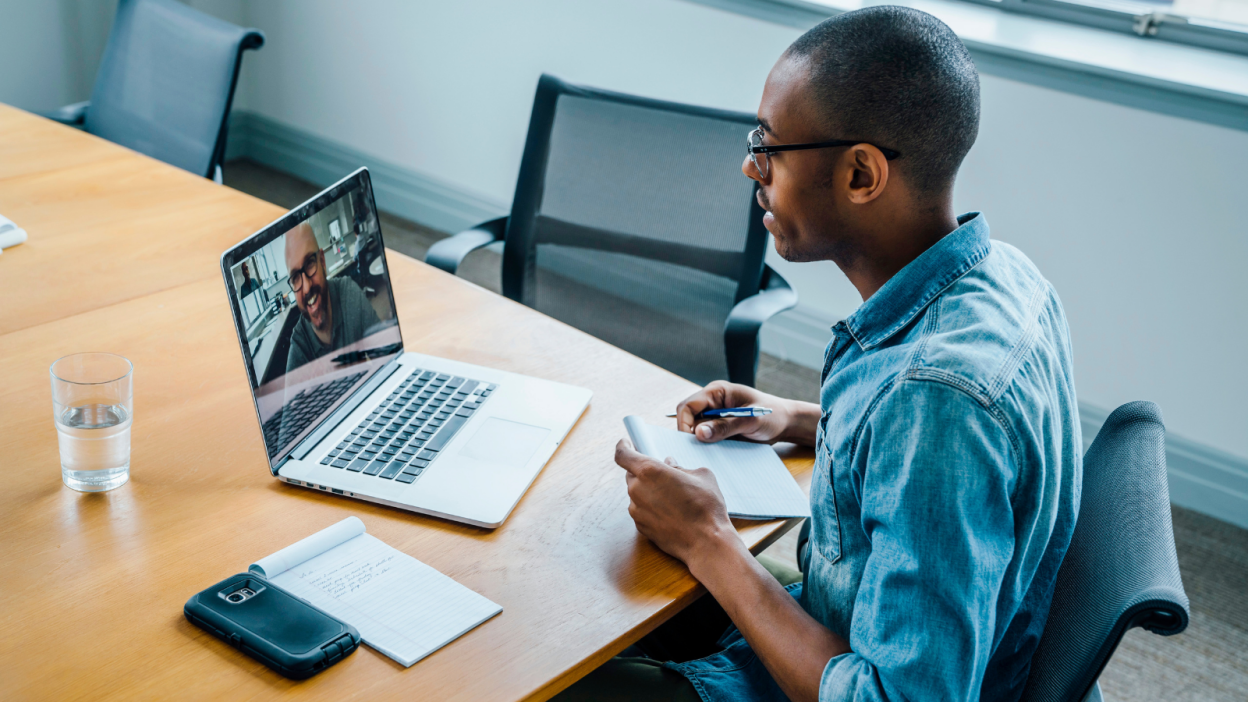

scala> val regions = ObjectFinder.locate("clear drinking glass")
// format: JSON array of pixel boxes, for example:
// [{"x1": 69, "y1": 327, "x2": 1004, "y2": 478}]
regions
[{"x1": 50, "y1": 353, "x2": 133, "y2": 492}]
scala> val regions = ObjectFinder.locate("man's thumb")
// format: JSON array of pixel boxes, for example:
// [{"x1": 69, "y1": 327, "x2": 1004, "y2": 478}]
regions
[{"x1": 695, "y1": 419, "x2": 730, "y2": 442}]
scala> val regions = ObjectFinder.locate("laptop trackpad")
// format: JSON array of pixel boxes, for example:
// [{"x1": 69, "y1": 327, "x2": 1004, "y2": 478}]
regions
[{"x1": 458, "y1": 418, "x2": 550, "y2": 468}]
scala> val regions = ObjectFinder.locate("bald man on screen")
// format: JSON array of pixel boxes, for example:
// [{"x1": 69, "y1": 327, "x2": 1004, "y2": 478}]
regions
[{"x1": 284, "y1": 222, "x2": 380, "y2": 373}]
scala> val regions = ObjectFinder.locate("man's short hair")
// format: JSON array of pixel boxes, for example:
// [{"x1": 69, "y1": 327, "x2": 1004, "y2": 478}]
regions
[{"x1": 786, "y1": 6, "x2": 980, "y2": 195}]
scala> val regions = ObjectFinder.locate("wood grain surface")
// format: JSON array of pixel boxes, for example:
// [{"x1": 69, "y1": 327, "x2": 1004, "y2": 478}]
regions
[
  {"x1": 0, "y1": 104, "x2": 283, "y2": 335},
  {"x1": 0, "y1": 125, "x2": 814, "y2": 701}
]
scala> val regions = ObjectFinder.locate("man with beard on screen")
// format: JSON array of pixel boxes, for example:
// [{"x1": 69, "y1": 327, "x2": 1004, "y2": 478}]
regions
[{"x1": 284, "y1": 221, "x2": 381, "y2": 373}]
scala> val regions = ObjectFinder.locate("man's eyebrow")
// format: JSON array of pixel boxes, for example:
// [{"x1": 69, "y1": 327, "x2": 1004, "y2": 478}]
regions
[{"x1": 757, "y1": 116, "x2": 774, "y2": 135}]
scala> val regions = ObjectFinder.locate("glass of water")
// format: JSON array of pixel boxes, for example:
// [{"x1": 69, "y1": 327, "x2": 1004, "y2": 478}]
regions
[{"x1": 50, "y1": 353, "x2": 133, "y2": 492}]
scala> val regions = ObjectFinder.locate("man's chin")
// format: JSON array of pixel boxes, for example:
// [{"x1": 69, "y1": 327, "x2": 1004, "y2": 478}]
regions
[
  {"x1": 773, "y1": 239, "x2": 822, "y2": 264},
  {"x1": 298, "y1": 305, "x2": 330, "y2": 333},
  {"x1": 771, "y1": 233, "x2": 802, "y2": 262}
]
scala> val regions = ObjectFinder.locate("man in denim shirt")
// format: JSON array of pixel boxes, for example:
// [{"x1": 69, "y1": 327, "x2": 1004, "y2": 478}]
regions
[{"x1": 558, "y1": 6, "x2": 1081, "y2": 702}]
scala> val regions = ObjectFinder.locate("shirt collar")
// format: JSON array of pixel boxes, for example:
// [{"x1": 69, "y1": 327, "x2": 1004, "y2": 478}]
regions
[{"x1": 843, "y1": 212, "x2": 991, "y2": 351}]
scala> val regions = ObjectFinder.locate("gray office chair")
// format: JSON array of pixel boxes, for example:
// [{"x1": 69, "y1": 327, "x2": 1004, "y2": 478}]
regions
[
  {"x1": 1021, "y1": 401, "x2": 1189, "y2": 701},
  {"x1": 426, "y1": 74, "x2": 796, "y2": 387},
  {"x1": 796, "y1": 401, "x2": 1189, "y2": 702},
  {"x1": 44, "y1": 0, "x2": 263, "y2": 182}
]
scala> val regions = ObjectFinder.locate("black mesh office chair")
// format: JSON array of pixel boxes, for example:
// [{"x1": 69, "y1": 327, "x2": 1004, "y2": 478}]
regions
[
  {"x1": 1021, "y1": 401, "x2": 1189, "y2": 702},
  {"x1": 426, "y1": 74, "x2": 796, "y2": 387},
  {"x1": 43, "y1": 0, "x2": 263, "y2": 182},
  {"x1": 796, "y1": 401, "x2": 1189, "y2": 702}
]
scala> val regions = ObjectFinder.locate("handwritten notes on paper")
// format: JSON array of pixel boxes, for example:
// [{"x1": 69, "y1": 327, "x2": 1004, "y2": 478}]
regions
[
  {"x1": 302, "y1": 553, "x2": 397, "y2": 598},
  {"x1": 251, "y1": 519, "x2": 502, "y2": 667}
]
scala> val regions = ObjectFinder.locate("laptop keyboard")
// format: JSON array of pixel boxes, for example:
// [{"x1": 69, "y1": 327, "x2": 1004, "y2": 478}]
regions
[
  {"x1": 263, "y1": 371, "x2": 367, "y2": 457},
  {"x1": 318, "y1": 370, "x2": 496, "y2": 484}
]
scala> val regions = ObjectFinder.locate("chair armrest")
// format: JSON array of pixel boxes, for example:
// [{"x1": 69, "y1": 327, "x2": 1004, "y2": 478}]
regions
[
  {"x1": 724, "y1": 265, "x2": 797, "y2": 386},
  {"x1": 796, "y1": 518, "x2": 812, "y2": 573},
  {"x1": 424, "y1": 216, "x2": 508, "y2": 275},
  {"x1": 240, "y1": 29, "x2": 265, "y2": 51},
  {"x1": 38, "y1": 101, "x2": 90, "y2": 126}
]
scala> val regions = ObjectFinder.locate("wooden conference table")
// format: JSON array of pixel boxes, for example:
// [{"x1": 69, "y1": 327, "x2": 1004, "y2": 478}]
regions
[{"x1": 0, "y1": 105, "x2": 814, "y2": 701}]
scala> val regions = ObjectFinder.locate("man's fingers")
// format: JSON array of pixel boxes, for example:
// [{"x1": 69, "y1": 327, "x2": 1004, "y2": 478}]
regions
[
  {"x1": 676, "y1": 404, "x2": 698, "y2": 434},
  {"x1": 695, "y1": 419, "x2": 723, "y2": 442},
  {"x1": 688, "y1": 465, "x2": 717, "y2": 481},
  {"x1": 676, "y1": 397, "x2": 711, "y2": 434},
  {"x1": 694, "y1": 417, "x2": 757, "y2": 443},
  {"x1": 675, "y1": 381, "x2": 732, "y2": 433},
  {"x1": 616, "y1": 439, "x2": 677, "y2": 480},
  {"x1": 615, "y1": 439, "x2": 651, "y2": 475}
]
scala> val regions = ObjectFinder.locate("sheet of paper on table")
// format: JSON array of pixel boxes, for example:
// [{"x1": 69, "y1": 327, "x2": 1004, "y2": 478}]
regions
[{"x1": 251, "y1": 516, "x2": 502, "y2": 667}]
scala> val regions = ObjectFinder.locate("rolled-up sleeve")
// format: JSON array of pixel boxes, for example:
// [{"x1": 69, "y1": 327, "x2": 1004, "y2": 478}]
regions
[{"x1": 819, "y1": 378, "x2": 1017, "y2": 701}]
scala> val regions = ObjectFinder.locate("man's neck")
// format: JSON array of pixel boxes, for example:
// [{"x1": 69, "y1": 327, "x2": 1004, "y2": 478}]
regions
[
  {"x1": 314, "y1": 315, "x2": 333, "y2": 345},
  {"x1": 847, "y1": 207, "x2": 960, "y2": 302}
]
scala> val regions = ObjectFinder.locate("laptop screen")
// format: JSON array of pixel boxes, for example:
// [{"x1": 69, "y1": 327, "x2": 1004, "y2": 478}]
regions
[{"x1": 221, "y1": 169, "x2": 402, "y2": 466}]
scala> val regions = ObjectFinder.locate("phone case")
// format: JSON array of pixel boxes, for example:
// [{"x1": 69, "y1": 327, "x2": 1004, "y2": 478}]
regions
[{"x1": 184, "y1": 573, "x2": 360, "y2": 679}]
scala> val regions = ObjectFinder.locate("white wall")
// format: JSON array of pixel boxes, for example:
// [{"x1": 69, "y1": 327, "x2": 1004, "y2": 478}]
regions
[
  {"x1": 0, "y1": 0, "x2": 244, "y2": 113},
  {"x1": 961, "y1": 75, "x2": 1248, "y2": 462},
  {"x1": 0, "y1": 0, "x2": 115, "y2": 112},
  {"x1": 3, "y1": 0, "x2": 1245, "y2": 463},
  {"x1": 234, "y1": 0, "x2": 1248, "y2": 461}
]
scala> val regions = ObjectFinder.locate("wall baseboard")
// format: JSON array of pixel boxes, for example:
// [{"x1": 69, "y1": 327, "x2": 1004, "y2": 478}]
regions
[
  {"x1": 759, "y1": 302, "x2": 838, "y2": 370},
  {"x1": 225, "y1": 108, "x2": 1248, "y2": 531}
]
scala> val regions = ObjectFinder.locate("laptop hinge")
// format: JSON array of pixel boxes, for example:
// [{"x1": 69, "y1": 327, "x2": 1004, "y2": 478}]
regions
[{"x1": 282, "y1": 357, "x2": 403, "y2": 466}]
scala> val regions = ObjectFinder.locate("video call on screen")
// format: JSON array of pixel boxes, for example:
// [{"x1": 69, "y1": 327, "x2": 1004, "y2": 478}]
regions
[{"x1": 227, "y1": 179, "x2": 402, "y2": 460}]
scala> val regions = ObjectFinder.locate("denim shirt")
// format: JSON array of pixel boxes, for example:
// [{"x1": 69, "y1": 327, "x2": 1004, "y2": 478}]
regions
[{"x1": 668, "y1": 213, "x2": 1082, "y2": 702}]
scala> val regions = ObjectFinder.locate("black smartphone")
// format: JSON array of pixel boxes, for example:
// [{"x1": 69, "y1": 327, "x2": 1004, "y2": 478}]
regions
[{"x1": 184, "y1": 573, "x2": 360, "y2": 679}]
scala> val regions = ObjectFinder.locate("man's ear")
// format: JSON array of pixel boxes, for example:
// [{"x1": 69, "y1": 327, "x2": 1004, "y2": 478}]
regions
[{"x1": 846, "y1": 144, "x2": 890, "y2": 204}]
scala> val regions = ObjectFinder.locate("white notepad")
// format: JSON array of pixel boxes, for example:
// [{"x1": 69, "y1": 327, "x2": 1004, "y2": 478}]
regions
[
  {"x1": 624, "y1": 416, "x2": 811, "y2": 520},
  {"x1": 0, "y1": 213, "x2": 27, "y2": 253},
  {"x1": 249, "y1": 517, "x2": 502, "y2": 667}
]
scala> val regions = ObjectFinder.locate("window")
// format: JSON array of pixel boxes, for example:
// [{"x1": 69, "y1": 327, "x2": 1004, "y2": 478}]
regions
[{"x1": 961, "y1": 0, "x2": 1248, "y2": 55}]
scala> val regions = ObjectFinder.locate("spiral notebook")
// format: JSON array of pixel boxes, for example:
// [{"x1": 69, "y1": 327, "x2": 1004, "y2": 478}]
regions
[
  {"x1": 250, "y1": 517, "x2": 501, "y2": 667},
  {"x1": 623, "y1": 416, "x2": 811, "y2": 520}
]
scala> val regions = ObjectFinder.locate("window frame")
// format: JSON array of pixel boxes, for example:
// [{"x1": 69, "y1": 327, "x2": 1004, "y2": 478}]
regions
[{"x1": 959, "y1": 0, "x2": 1248, "y2": 56}]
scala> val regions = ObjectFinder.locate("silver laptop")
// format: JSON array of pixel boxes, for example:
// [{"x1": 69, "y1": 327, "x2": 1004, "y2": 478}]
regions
[{"x1": 221, "y1": 168, "x2": 591, "y2": 528}]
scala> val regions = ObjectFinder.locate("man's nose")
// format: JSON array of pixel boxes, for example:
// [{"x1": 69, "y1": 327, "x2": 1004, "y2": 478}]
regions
[{"x1": 742, "y1": 154, "x2": 763, "y2": 183}]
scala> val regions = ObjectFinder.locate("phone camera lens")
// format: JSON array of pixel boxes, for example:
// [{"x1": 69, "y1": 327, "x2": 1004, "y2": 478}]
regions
[{"x1": 227, "y1": 593, "x2": 244, "y2": 603}]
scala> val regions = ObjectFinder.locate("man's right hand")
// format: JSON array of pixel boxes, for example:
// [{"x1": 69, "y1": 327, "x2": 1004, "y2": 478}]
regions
[{"x1": 675, "y1": 381, "x2": 820, "y2": 447}]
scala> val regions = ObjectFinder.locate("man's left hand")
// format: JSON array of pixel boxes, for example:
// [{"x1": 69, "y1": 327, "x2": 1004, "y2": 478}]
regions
[{"x1": 615, "y1": 439, "x2": 735, "y2": 567}]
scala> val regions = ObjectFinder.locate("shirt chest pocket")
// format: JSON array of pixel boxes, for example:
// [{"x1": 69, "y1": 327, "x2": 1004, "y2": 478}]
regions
[{"x1": 808, "y1": 441, "x2": 843, "y2": 565}]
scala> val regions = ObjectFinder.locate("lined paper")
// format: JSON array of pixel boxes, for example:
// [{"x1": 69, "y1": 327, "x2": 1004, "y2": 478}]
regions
[
  {"x1": 624, "y1": 416, "x2": 810, "y2": 520},
  {"x1": 251, "y1": 518, "x2": 502, "y2": 667}
]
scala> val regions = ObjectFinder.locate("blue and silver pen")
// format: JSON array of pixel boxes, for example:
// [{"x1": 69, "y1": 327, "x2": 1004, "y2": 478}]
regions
[{"x1": 665, "y1": 406, "x2": 773, "y2": 418}]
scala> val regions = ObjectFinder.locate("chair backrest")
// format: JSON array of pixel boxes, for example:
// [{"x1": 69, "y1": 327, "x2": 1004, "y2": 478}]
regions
[
  {"x1": 1021, "y1": 401, "x2": 1190, "y2": 702},
  {"x1": 502, "y1": 74, "x2": 769, "y2": 385},
  {"x1": 86, "y1": 0, "x2": 263, "y2": 178},
  {"x1": 259, "y1": 306, "x2": 301, "y2": 386}
]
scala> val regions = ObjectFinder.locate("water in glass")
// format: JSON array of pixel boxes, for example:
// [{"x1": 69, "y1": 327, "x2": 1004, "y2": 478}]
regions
[{"x1": 56, "y1": 403, "x2": 132, "y2": 491}]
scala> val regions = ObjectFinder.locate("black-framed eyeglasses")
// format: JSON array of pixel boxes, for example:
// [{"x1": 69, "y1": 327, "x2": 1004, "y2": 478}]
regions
[
  {"x1": 747, "y1": 127, "x2": 901, "y2": 179},
  {"x1": 287, "y1": 252, "x2": 321, "y2": 291}
]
